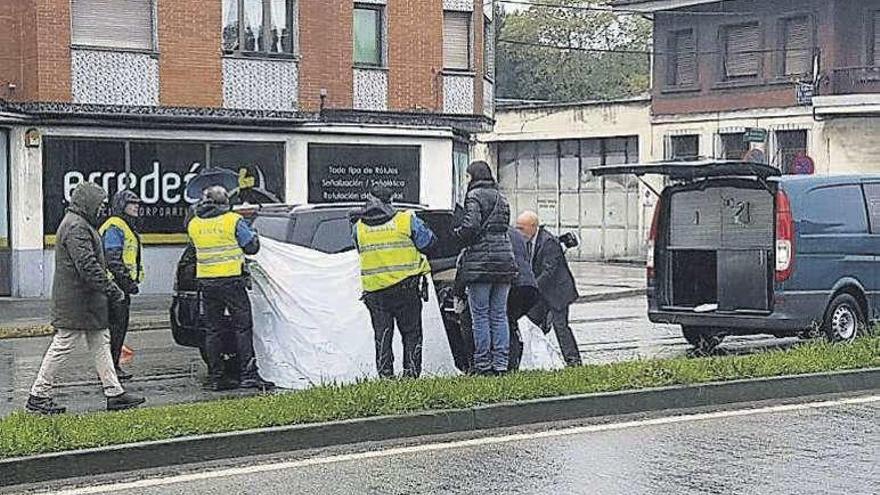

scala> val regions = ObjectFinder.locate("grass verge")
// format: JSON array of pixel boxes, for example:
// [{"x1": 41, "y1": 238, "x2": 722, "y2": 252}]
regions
[{"x1": 2, "y1": 336, "x2": 879, "y2": 459}]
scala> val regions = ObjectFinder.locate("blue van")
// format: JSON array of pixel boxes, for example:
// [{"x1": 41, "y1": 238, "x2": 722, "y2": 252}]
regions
[{"x1": 593, "y1": 160, "x2": 878, "y2": 352}]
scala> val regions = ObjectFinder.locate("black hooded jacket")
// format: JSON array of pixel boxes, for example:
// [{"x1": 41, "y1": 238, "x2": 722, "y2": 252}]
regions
[{"x1": 454, "y1": 162, "x2": 516, "y2": 284}]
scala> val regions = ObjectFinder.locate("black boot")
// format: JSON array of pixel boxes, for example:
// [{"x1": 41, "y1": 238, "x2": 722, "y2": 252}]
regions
[
  {"x1": 26, "y1": 395, "x2": 66, "y2": 415},
  {"x1": 115, "y1": 367, "x2": 133, "y2": 381},
  {"x1": 239, "y1": 375, "x2": 275, "y2": 390},
  {"x1": 210, "y1": 379, "x2": 239, "y2": 392},
  {"x1": 107, "y1": 392, "x2": 146, "y2": 411}
]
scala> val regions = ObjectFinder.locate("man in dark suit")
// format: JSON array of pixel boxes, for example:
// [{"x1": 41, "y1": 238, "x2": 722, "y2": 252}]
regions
[{"x1": 516, "y1": 211, "x2": 582, "y2": 367}]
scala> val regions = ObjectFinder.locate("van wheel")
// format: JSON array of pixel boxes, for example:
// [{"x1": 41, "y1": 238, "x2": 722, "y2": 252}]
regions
[
  {"x1": 823, "y1": 294, "x2": 864, "y2": 343},
  {"x1": 681, "y1": 326, "x2": 726, "y2": 355}
]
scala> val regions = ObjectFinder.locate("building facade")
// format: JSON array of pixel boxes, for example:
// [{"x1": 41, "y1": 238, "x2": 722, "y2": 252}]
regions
[
  {"x1": 477, "y1": 97, "x2": 654, "y2": 261},
  {"x1": 616, "y1": 0, "x2": 880, "y2": 176},
  {"x1": 0, "y1": 0, "x2": 496, "y2": 297}
]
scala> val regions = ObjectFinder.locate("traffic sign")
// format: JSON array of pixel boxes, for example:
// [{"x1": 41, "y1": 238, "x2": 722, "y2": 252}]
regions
[{"x1": 792, "y1": 153, "x2": 815, "y2": 175}]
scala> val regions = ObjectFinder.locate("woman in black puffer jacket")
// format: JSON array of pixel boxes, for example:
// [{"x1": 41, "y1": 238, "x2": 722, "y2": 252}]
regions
[{"x1": 455, "y1": 161, "x2": 517, "y2": 375}]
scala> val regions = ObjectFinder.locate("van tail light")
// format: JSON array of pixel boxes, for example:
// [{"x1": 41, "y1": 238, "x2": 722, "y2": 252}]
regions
[
  {"x1": 647, "y1": 198, "x2": 662, "y2": 280},
  {"x1": 775, "y1": 190, "x2": 794, "y2": 282}
]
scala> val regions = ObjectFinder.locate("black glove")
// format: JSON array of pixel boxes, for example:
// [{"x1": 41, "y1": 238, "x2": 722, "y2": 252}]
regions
[
  {"x1": 419, "y1": 276, "x2": 430, "y2": 302},
  {"x1": 129, "y1": 283, "x2": 140, "y2": 295}
]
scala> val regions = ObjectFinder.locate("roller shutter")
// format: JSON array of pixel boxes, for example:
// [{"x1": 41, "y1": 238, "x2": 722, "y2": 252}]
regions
[
  {"x1": 71, "y1": 0, "x2": 154, "y2": 50},
  {"x1": 444, "y1": 11, "x2": 472, "y2": 71},
  {"x1": 724, "y1": 23, "x2": 760, "y2": 79}
]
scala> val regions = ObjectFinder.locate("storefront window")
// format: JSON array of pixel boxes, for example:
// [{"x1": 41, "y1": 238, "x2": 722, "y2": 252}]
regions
[
  {"x1": 1, "y1": 129, "x2": 11, "y2": 296},
  {"x1": 720, "y1": 132, "x2": 748, "y2": 160},
  {"x1": 776, "y1": 129, "x2": 807, "y2": 174},
  {"x1": 452, "y1": 142, "x2": 469, "y2": 206},
  {"x1": 0, "y1": 130, "x2": 8, "y2": 250}
]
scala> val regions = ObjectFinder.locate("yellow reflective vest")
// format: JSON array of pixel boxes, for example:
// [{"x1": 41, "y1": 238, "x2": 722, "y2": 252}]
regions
[
  {"x1": 187, "y1": 211, "x2": 245, "y2": 279},
  {"x1": 98, "y1": 216, "x2": 145, "y2": 283},
  {"x1": 356, "y1": 211, "x2": 430, "y2": 293}
]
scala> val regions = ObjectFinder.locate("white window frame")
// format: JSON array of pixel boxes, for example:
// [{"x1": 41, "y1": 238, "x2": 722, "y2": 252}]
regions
[{"x1": 222, "y1": 0, "x2": 299, "y2": 58}]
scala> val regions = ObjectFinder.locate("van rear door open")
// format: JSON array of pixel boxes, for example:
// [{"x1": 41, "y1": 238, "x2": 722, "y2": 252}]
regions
[{"x1": 592, "y1": 160, "x2": 781, "y2": 314}]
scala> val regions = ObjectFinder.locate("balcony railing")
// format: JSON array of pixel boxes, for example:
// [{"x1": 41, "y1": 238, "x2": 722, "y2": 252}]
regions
[{"x1": 830, "y1": 66, "x2": 880, "y2": 95}]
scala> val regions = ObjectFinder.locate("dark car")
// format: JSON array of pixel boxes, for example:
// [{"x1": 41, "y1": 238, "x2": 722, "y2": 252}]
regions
[
  {"x1": 170, "y1": 203, "x2": 469, "y2": 377},
  {"x1": 593, "y1": 160, "x2": 880, "y2": 352}
]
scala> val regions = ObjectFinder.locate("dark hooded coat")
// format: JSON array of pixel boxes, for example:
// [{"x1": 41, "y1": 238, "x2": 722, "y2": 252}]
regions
[
  {"x1": 454, "y1": 162, "x2": 516, "y2": 284},
  {"x1": 52, "y1": 183, "x2": 124, "y2": 331}
]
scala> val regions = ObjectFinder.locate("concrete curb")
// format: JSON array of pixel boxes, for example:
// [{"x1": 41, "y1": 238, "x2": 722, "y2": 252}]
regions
[
  {"x1": 576, "y1": 288, "x2": 645, "y2": 304},
  {"x1": 0, "y1": 319, "x2": 169, "y2": 340},
  {"x1": 2, "y1": 368, "x2": 878, "y2": 488}
]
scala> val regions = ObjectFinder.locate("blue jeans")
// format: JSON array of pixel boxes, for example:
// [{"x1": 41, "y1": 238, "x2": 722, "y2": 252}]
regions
[{"x1": 467, "y1": 283, "x2": 511, "y2": 372}]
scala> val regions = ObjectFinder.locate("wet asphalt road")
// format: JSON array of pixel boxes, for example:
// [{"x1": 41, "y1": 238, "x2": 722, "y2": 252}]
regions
[
  {"x1": 26, "y1": 395, "x2": 879, "y2": 495},
  {"x1": 0, "y1": 296, "x2": 800, "y2": 417}
]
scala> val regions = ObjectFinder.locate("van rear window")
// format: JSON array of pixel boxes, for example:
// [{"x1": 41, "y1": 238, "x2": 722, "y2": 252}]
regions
[{"x1": 803, "y1": 186, "x2": 868, "y2": 234}]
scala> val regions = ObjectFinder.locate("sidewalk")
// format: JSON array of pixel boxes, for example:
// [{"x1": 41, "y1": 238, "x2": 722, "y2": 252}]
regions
[
  {"x1": 0, "y1": 294, "x2": 171, "y2": 338},
  {"x1": 0, "y1": 262, "x2": 646, "y2": 337}
]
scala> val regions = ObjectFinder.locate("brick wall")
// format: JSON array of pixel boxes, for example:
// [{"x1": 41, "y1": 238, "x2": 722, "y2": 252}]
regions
[
  {"x1": 388, "y1": 0, "x2": 443, "y2": 111},
  {"x1": 298, "y1": 0, "x2": 353, "y2": 111},
  {"x1": 0, "y1": 0, "x2": 24, "y2": 101},
  {"x1": 157, "y1": 0, "x2": 223, "y2": 107}
]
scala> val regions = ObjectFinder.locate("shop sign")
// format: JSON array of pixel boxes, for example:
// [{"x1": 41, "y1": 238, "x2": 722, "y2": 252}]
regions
[
  {"x1": 743, "y1": 128, "x2": 768, "y2": 143},
  {"x1": 307, "y1": 144, "x2": 421, "y2": 204},
  {"x1": 42, "y1": 138, "x2": 285, "y2": 241}
]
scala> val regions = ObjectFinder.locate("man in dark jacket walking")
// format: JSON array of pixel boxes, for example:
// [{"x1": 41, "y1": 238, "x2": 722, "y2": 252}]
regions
[
  {"x1": 353, "y1": 185, "x2": 435, "y2": 379},
  {"x1": 27, "y1": 183, "x2": 146, "y2": 414},
  {"x1": 188, "y1": 186, "x2": 270, "y2": 391},
  {"x1": 100, "y1": 190, "x2": 143, "y2": 381},
  {"x1": 516, "y1": 211, "x2": 582, "y2": 367}
]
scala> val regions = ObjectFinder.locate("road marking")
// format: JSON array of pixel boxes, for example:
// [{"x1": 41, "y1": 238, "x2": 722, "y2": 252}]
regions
[{"x1": 44, "y1": 394, "x2": 880, "y2": 495}]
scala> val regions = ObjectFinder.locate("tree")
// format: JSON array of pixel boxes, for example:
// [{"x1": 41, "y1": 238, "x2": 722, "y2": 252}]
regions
[{"x1": 495, "y1": 1, "x2": 652, "y2": 102}]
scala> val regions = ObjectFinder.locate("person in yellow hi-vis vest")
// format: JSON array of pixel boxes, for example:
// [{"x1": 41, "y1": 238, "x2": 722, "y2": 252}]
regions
[
  {"x1": 187, "y1": 186, "x2": 271, "y2": 391},
  {"x1": 353, "y1": 185, "x2": 435, "y2": 378},
  {"x1": 99, "y1": 190, "x2": 144, "y2": 381}
]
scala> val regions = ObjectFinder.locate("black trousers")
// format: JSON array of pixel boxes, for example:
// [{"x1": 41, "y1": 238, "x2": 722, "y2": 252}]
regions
[
  {"x1": 528, "y1": 299, "x2": 582, "y2": 367},
  {"x1": 201, "y1": 278, "x2": 258, "y2": 383},
  {"x1": 363, "y1": 280, "x2": 424, "y2": 379},
  {"x1": 108, "y1": 294, "x2": 131, "y2": 368}
]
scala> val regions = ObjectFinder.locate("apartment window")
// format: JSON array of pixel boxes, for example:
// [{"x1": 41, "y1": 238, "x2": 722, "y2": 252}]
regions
[
  {"x1": 869, "y1": 11, "x2": 880, "y2": 66},
  {"x1": 720, "y1": 133, "x2": 747, "y2": 160},
  {"x1": 721, "y1": 23, "x2": 761, "y2": 80},
  {"x1": 668, "y1": 135, "x2": 699, "y2": 160},
  {"x1": 444, "y1": 11, "x2": 472, "y2": 71},
  {"x1": 484, "y1": 17, "x2": 495, "y2": 79},
  {"x1": 780, "y1": 16, "x2": 812, "y2": 77},
  {"x1": 776, "y1": 130, "x2": 807, "y2": 174},
  {"x1": 71, "y1": 0, "x2": 154, "y2": 50},
  {"x1": 222, "y1": 0, "x2": 296, "y2": 55},
  {"x1": 354, "y1": 5, "x2": 383, "y2": 66},
  {"x1": 667, "y1": 29, "x2": 697, "y2": 86}
]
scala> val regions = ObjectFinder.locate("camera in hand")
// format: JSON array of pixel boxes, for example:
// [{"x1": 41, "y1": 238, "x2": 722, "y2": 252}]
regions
[{"x1": 559, "y1": 232, "x2": 579, "y2": 249}]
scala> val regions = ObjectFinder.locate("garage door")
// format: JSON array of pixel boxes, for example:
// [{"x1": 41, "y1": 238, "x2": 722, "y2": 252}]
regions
[{"x1": 497, "y1": 137, "x2": 642, "y2": 261}]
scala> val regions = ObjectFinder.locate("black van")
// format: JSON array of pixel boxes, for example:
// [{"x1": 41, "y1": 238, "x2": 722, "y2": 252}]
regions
[{"x1": 593, "y1": 160, "x2": 879, "y2": 352}]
